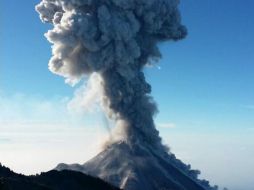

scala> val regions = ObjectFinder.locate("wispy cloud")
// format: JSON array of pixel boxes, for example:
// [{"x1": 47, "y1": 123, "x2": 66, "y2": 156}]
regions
[
  {"x1": 157, "y1": 123, "x2": 176, "y2": 129},
  {"x1": 0, "y1": 92, "x2": 107, "y2": 174},
  {"x1": 0, "y1": 92, "x2": 106, "y2": 136},
  {"x1": 68, "y1": 73, "x2": 103, "y2": 114},
  {"x1": 246, "y1": 127, "x2": 254, "y2": 132},
  {"x1": 241, "y1": 104, "x2": 254, "y2": 110},
  {"x1": 0, "y1": 138, "x2": 11, "y2": 143}
]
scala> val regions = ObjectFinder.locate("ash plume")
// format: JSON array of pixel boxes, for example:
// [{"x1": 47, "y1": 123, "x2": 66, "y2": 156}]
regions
[
  {"x1": 36, "y1": 1, "x2": 220, "y2": 189},
  {"x1": 36, "y1": 0, "x2": 186, "y2": 150}
]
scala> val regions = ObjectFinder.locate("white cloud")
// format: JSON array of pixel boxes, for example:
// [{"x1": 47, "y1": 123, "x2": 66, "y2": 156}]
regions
[
  {"x1": 0, "y1": 92, "x2": 107, "y2": 175},
  {"x1": 241, "y1": 104, "x2": 254, "y2": 110},
  {"x1": 0, "y1": 93, "x2": 68, "y2": 124},
  {"x1": 68, "y1": 73, "x2": 103, "y2": 114},
  {"x1": 246, "y1": 127, "x2": 254, "y2": 132},
  {"x1": 157, "y1": 122, "x2": 176, "y2": 129}
]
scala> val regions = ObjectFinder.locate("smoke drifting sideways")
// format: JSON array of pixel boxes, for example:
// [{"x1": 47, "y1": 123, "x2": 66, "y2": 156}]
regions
[{"x1": 36, "y1": 0, "x2": 187, "y2": 150}]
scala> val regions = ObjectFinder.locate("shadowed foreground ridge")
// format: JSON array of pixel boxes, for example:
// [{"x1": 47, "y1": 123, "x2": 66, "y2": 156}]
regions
[{"x1": 0, "y1": 164, "x2": 120, "y2": 190}]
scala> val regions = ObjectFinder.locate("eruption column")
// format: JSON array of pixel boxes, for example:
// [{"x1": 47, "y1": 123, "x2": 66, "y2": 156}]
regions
[{"x1": 36, "y1": 0, "x2": 187, "y2": 149}]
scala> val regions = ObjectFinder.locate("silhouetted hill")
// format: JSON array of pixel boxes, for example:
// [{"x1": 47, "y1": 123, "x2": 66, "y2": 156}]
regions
[{"x1": 0, "y1": 164, "x2": 120, "y2": 190}]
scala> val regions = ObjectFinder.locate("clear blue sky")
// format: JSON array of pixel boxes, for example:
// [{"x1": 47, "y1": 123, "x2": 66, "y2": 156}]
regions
[{"x1": 1, "y1": 1, "x2": 254, "y2": 190}]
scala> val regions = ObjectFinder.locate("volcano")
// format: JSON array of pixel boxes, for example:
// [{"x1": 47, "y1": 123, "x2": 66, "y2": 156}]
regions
[
  {"x1": 56, "y1": 141, "x2": 215, "y2": 190},
  {"x1": 36, "y1": 0, "x2": 218, "y2": 189}
]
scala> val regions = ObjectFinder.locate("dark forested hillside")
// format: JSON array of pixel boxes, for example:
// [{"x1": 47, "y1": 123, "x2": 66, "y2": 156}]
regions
[{"x1": 0, "y1": 164, "x2": 120, "y2": 190}]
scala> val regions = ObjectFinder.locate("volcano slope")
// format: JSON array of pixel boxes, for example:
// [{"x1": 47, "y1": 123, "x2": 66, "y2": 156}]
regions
[{"x1": 56, "y1": 141, "x2": 217, "y2": 190}]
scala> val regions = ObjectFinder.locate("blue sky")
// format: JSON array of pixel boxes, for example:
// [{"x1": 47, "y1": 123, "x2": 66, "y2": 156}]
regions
[{"x1": 1, "y1": 1, "x2": 254, "y2": 190}]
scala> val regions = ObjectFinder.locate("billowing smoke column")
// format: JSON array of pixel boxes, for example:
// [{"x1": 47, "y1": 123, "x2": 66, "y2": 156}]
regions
[{"x1": 36, "y1": 0, "x2": 187, "y2": 150}]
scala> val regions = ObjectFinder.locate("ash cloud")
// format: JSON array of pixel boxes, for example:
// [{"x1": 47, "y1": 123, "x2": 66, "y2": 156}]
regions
[{"x1": 36, "y1": 0, "x2": 187, "y2": 150}]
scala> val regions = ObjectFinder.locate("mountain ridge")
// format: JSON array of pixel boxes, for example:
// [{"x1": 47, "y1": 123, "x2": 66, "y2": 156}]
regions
[{"x1": 0, "y1": 163, "x2": 120, "y2": 190}]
